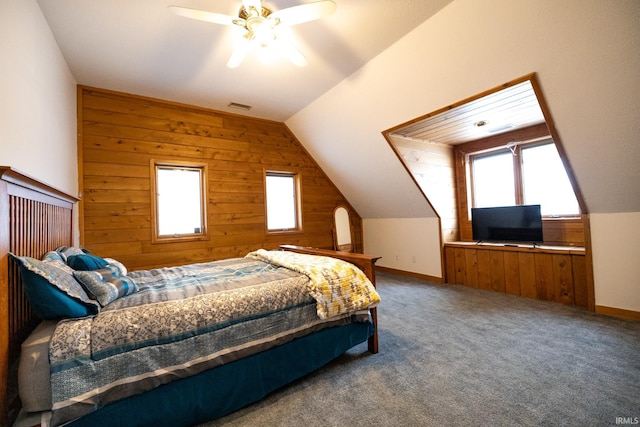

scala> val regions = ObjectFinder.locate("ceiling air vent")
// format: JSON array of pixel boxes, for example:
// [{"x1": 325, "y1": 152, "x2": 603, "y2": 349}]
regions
[{"x1": 228, "y1": 102, "x2": 252, "y2": 111}]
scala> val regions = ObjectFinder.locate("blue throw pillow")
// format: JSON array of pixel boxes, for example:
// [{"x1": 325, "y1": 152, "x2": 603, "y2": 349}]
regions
[
  {"x1": 67, "y1": 254, "x2": 109, "y2": 271},
  {"x1": 10, "y1": 254, "x2": 100, "y2": 319}
]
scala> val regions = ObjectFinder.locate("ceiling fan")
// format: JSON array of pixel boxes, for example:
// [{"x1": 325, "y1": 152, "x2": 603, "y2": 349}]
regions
[{"x1": 168, "y1": 0, "x2": 336, "y2": 68}]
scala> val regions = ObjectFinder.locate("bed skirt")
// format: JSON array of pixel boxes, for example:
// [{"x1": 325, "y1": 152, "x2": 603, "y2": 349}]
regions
[{"x1": 65, "y1": 320, "x2": 375, "y2": 427}]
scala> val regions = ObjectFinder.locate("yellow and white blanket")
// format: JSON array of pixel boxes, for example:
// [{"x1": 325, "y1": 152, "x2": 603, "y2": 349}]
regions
[{"x1": 247, "y1": 249, "x2": 381, "y2": 319}]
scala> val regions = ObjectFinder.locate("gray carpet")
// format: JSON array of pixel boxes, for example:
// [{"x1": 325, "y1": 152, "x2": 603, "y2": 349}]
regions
[{"x1": 202, "y1": 271, "x2": 640, "y2": 427}]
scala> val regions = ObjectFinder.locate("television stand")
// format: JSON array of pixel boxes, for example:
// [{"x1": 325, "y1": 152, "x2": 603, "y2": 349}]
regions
[{"x1": 443, "y1": 241, "x2": 588, "y2": 309}]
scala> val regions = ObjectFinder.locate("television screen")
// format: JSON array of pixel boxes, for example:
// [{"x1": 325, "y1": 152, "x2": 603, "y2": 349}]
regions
[{"x1": 471, "y1": 205, "x2": 543, "y2": 243}]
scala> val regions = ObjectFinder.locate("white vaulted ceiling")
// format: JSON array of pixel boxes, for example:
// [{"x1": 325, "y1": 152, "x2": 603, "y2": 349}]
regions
[{"x1": 36, "y1": 0, "x2": 453, "y2": 122}]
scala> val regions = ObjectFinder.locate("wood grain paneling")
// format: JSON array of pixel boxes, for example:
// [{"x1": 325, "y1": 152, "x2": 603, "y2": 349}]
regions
[
  {"x1": 390, "y1": 138, "x2": 458, "y2": 242},
  {"x1": 444, "y1": 246, "x2": 456, "y2": 285},
  {"x1": 518, "y1": 252, "x2": 537, "y2": 299},
  {"x1": 464, "y1": 248, "x2": 479, "y2": 288},
  {"x1": 503, "y1": 251, "x2": 520, "y2": 296},
  {"x1": 572, "y1": 255, "x2": 588, "y2": 308},
  {"x1": 477, "y1": 250, "x2": 492, "y2": 291},
  {"x1": 534, "y1": 253, "x2": 554, "y2": 301},
  {"x1": 444, "y1": 242, "x2": 588, "y2": 309},
  {"x1": 453, "y1": 247, "x2": 466, "y2": 285},
  {"x1": 78, "y1": 87, "x2": 362, "y2": 270},
  {"x1": 489, "y1": 250, "x2": 506, "y2": 293}
]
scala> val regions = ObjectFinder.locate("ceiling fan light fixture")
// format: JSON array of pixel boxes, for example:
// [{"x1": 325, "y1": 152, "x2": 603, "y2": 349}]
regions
[
  {"x1": 246, "y1": 17, "x2": 275, "y2": 46},
  {"x1": 171, "y1": 0, "x2": 336, "y2": 68},
  {"x1": 257, "y1": 45, "x2": 278, "y2": 64}
]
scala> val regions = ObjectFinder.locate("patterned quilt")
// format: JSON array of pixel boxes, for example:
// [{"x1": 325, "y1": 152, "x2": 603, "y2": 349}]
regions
[
  {"x1": 48, "y1": 254, "x2": 377, "y2": 426},
  {"x1": 246, "y1": 249, "x2": 381, "y2": 319}
]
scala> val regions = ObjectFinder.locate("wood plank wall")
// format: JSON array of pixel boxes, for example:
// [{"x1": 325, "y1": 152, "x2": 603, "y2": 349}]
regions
[
  {"x1": 444, "y1": 243, "x2": 589, "y2": 309},
  {"x1": 78, "y1": 87, "x2": 362, "y2": 270},
  {"x1": 391, "y1": 136, "x2": 458, "y2": 242}
]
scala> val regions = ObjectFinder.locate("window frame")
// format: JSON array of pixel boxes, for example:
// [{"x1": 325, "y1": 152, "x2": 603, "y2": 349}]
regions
[
  {"x1": 150, "y1": 160, "x2": 208, "y2": 244},
  {"x1": 264, "y1": 169, "x2": 303, "y2": 234},
  {"x1": 467, "y1": 138, "x2": 580, "y2": 219},
  {"x1": 469, "y1": 147, "x2": 519, "y2": 209}
]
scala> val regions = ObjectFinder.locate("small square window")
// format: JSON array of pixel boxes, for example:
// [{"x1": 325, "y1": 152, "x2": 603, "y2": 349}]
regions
[
  {"x1": 265, "y1": 171, "x2": 301, "y2": 232},
  {"x1": 152, "y1": 161, "x2": 207, "y2": 242}
]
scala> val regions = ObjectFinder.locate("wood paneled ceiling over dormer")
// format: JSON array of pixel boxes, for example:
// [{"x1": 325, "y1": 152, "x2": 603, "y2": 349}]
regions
[{"x1": 388, "y1": 80, "x2": 545, "y2": 146}]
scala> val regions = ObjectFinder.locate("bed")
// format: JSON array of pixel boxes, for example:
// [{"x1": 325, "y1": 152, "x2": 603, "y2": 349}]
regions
[{"x1": 0, "y1": 167, "x2": 381, "y2": 427}]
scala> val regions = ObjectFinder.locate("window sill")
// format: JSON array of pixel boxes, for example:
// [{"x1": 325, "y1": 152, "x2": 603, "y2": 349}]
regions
[{"x1": 152, "y1": 234, "x2": 209, "y2": 244}]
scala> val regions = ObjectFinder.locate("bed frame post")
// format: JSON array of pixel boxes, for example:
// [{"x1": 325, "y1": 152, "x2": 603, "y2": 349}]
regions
[{"x1": 279, "y1": 245, "x2": 381, "y2": 354}]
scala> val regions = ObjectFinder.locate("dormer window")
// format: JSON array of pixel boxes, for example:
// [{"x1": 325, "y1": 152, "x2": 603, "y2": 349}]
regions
[{"x1": 470, "y1": 140, "x2": 580, "y2": 217}]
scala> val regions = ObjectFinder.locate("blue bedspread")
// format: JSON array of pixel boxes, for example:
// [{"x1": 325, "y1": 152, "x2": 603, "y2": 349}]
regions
[{"x1": 48, "y1": 256, "x2": 373, "y2": 426}]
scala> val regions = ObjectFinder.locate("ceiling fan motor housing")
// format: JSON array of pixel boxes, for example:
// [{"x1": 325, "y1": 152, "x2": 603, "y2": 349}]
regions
[{"x1": 239, "y1": 5, "x2": 277, "y2": 46}]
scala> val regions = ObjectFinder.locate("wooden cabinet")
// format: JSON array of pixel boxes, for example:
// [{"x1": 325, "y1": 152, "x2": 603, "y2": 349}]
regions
[{"x1": 444, "y1": 242, "x2": 588, "y2": 308}]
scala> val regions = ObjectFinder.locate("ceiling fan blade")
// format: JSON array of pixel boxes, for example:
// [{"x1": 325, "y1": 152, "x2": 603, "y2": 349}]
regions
[
  {"x1": 273, "y1": 38, "x2": 308, "y2": 67},
  {"x1": 270, "y1": 1, "x2": 336, "y2": 26},
  {"x1": 168, "y1": 5, "x2": 242, "y2": 26},
  {"x1": 227, "y1": 37, "x2": 251, "y2": 68}
]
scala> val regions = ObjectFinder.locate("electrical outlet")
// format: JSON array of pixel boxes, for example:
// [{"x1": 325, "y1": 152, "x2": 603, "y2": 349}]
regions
[{"x1": 411, "y1": 256, "x2": 416, "y2": 263}]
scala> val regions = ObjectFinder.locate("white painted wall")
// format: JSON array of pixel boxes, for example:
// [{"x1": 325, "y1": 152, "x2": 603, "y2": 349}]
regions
[
  {"x1": 590, "y1": 213, "x2": 640, "y2": 312},
  {"x1": 364, "y1": 218, "x2": 442, "y2": 278},
  {"x1": 0, "y1": 0, "x2": 78, "y2": 197},
  {"x1": 288, "y1": 0, "x2": 640, "y2": 312}
]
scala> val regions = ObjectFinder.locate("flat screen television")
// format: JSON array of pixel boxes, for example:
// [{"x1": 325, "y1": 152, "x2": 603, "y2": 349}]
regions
[{"x1": 471, "y1": 204, "x2": 543, "y2": 244}]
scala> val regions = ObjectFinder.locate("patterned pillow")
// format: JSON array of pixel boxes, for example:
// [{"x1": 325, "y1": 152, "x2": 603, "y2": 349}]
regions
[
  {"x1": 73, "y1": 265, "x2": 138, "y2": 307},
  {"x1": 10, "y1": 254, "x2": 100, "y2": 319},
  {"x1": 55, "y1": 246, "x2": 90, "y2": 262},
  {"x1": 41, "y1": 251, "x2": 76, "y2": 274},
  {"x1": 104, "y1": 258, "x2": 128, "y2": 276},
  {"x1": 42, "y1": 251, "x2": 65, "y2": 264}
]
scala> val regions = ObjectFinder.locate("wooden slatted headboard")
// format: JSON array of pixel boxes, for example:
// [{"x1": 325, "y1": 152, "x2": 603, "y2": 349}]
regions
[{"x1": 0, "y1": 167, "x2": 78, "y2": 426}]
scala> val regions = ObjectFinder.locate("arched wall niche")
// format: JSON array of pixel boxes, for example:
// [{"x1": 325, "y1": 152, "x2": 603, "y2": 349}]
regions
[{"x1": 333, "y1": 205, "x2": 354, "y2": 252}]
